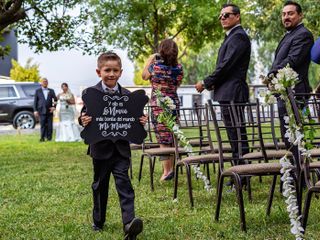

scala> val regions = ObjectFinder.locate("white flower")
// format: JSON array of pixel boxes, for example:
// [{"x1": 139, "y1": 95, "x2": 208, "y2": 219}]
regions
[{"x1": 284, "y1": 116, "x2": 290, "y2": 124}]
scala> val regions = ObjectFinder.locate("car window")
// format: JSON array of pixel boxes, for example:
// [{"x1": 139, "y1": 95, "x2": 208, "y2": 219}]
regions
[
  {"x1": 21, "y1": 84, "x2": 39, "y2": 97},
  {"x1": 0, "y1": 86, "x2": 17, "y2": 99}
]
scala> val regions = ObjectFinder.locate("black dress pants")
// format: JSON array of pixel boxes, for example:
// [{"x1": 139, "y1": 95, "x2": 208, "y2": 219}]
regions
[
  {"x1": 92, "y1": 149, "x2": 135, "y2": 227},
  {"x1": 39, "y1": 113, "x2": 53, "y2": 140},
  {"x1": 220, "y1": 102, "x2": 249, "y2": 165}
]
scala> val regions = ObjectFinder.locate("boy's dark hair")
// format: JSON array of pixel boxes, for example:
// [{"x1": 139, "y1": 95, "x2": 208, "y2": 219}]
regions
[
  {"x1": 284, "y1": 1, "x2": 302, "y2": 14},
  {"x1": 221, "y1": 3, "x2": 240, "y2": 14},
  {"x1": 158, "y1": 39, "x2": 178, "y2": 67},
  {"x1": 97, "y1": 51, "x2": 122, "y2": 69}
]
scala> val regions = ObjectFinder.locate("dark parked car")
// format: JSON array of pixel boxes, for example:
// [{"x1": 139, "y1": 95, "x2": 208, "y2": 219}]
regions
[{"x1": 0, "y1": 81, "x2": 40, "y2": 129}]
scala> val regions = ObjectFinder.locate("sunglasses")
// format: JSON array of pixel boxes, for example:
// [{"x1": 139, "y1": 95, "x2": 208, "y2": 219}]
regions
[{"x1": 218, "y1": 12, "x2": 237, "y2": 20}]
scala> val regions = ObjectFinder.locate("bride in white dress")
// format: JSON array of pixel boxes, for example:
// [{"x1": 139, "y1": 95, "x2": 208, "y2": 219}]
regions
[{"x1": 55, "y1": 83, "x2": 81, "y2": 142}]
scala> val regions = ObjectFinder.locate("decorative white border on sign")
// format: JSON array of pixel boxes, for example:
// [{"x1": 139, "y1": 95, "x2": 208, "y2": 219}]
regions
[
  {"x1": 101, "y1": 131, "x2": 128, "y2": 137},
  {"x1": 103, "y1": 95, "x2": 129, "y2": 102}
]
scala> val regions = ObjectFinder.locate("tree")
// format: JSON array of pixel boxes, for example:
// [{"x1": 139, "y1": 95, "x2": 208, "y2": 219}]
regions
[
  {"x1": 10, "y1": 58, "x2": 40, "y2": 82},
  {"x1": 0, "y1": 0, "x2": 87, "y2": 57},
  {"x1": 88, "y1": 0, "x2": 222, "y2": 61}
]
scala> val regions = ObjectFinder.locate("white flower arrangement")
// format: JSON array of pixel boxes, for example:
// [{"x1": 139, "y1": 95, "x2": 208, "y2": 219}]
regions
[
  {"x1": 155, "y1": 89, "x2": 213, "y2": 192},
  {"x1": 261, "y1": 65, "x2": 306, "y2": 239},
  {"x1": 59, "y1": 92, "x2": 73, "y2": 101}
]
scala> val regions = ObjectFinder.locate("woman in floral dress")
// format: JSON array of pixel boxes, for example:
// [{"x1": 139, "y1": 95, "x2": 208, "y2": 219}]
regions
[{"x1": 142, "y1": 39, "x2": 183, "y2": 181}]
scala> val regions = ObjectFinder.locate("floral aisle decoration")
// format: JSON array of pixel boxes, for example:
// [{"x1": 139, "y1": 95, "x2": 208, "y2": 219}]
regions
[
  {"x1": 260, "y1": 65, "x2": 315, "y2": 240},
  {"x1": 155, "y1": 89, "x2": 213, "y2": 192}
]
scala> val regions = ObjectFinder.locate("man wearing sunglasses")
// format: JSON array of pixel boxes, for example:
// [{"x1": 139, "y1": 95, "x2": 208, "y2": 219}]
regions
[
  {"x1": 195, "y1": 3, "x2": 251, "y2": 165},
  {"x1": 268, "y1": 1, "x2": 313, "y2": 156}
]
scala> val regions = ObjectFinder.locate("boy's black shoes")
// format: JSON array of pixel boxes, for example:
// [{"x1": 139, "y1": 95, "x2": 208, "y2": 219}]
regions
[
  {"x1": 92, "y1": 223, "x2": 103, "y2": 232},
  {"x1": 124, "y1": 217, "x2": 143, "y2": 240}
]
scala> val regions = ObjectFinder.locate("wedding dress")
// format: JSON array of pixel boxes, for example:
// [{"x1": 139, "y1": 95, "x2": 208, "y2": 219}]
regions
[{"x1": 55, "y1": 93, "x2": 81, "y2": 142}]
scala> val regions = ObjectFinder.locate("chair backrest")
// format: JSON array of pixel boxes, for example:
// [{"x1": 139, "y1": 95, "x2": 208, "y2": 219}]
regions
[
  {"x1": 208, "y1": 100, "x2": 267, "y2": 172},
  {"x1": 173, "y1": 104, "x2": 215, "y2": 161},
  {"x1": 259, "y1": 103, "x2": 283, "y2": 150}
]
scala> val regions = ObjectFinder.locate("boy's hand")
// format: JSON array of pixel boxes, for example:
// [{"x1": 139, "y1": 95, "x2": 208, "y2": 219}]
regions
[
  {"x1": 81, "y1": 113, "x2": 92, "y2": 127},
  {"x1": 139, "y1": 115, "x2": 148, "y2": 126}
]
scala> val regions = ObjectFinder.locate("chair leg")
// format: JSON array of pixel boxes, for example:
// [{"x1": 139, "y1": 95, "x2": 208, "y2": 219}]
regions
[
  {"x1": 149, "y1": 156, "x2": 154, "y2": 191},
  {"x1": 234, "y1": 174, "x2": 246, "y2": 232},
  {"x1": 185, "y1": 164, "x2": 194, "y2": 207},
  {"x1": 246, "y1": 177, "x2": 252, "y2": 202},
  {"x1": 215, "y1": 175, "x2": 225, "y2": 221},
  {"x1": 292, "y1": 172, "x2": 302, "y2": 215},
  {"x1": 298, "y1": 170, "x2": 304, "y2": 208},
  {"x1": 206, "y1": 163, "x2": 211, "y2": 182},
  {"x1": 138, "y1": 154, "x2": 144, "y2": 182},
  {"x1": 151, "y1": 157, "x2": 156, "y2": 174},
  {"x1": 302, "y1": 190, "x2": 313, "y2": 232},
  {"x1": 266, "y1": 175, "x2": 277, "y2": 216},
  {"x1": 213, "y1": 161, "x2": 216, "y2": 173},
  {"x1": 173, "y1": 165, "x2": 180, "y2": 200}
]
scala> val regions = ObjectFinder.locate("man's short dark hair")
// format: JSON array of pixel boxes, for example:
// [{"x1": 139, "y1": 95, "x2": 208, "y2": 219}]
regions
[
  {"x1": 221, "y1": 3, "x2": 240, "y2": 14},
  {"x1": 97, "y1": 51, "x2": 122, "y2": 69},
  {"x1": 284, "y1": 1, "x2": 302, "y2": 14}
]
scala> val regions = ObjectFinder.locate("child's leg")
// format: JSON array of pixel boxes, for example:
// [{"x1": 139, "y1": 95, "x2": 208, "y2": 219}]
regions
[
  {"x1": 92, "y1": 158, "x2": 112, "y2": 228},
  {"x1": 111, "y1": 152, "x2": 135, "y2": 226}
]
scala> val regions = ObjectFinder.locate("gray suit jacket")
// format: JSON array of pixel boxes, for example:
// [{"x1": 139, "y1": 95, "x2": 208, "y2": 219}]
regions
[
  {"x1": 204, "y1": 25, "x2": 251, "y2": 102},
  {"x1": 269, "y1": 24, "x2": 314, "y2": 94}
]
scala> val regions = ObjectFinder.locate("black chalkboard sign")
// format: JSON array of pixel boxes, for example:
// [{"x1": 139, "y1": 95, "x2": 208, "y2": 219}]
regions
[{"x1": 80, "y1": 88, "x2": 149, "y2": 144}]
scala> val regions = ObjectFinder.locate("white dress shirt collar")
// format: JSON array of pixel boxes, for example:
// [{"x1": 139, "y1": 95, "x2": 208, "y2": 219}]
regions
[
  {"x1": 226, "y1": 24, "x2": 241, "y2": 36},
  {"x1": 101, "y1": 81, "x2": 119, "y2": 93}
]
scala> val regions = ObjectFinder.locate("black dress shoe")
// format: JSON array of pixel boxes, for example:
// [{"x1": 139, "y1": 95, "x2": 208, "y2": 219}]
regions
[
  {"x1": 39, "y1": 138, "x2": 45, "y2": 142},
  {"x1": 92, "y1": 223, "x2": 103, "y2": 231},
  {"x1": 124, "y1": 217, "x2": 143, "y2": 240}
]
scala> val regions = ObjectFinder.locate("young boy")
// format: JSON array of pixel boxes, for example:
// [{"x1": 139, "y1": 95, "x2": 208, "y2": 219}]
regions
[{"x1": 80, "y1": 52, "x2": 146, "y2": 240}]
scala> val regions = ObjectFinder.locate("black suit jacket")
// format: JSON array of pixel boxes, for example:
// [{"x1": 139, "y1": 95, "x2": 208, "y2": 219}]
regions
[
  {"x1": 33, "y1": 88, "x2": 57, "y2": 115},
  {"x1": 269, "y1": 24, "x2": 314, "y2": 94},
  {"x1": 204, "y1": 25, "x2": 251, "y2": 102},
  {"x1": 79, "y1": 81, "x2": 131, "y2": 159}
]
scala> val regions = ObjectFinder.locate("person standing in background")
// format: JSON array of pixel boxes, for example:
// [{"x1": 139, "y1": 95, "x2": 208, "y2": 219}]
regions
[
  {"x1": 55, "y1": 82, "x2": 81, "y2": 142},
  {"x1": 268, "y1": 1, "x2": 313, "y2": 146},
  {"x1": 34, "y1": 77, "x2": 57, "y2": 142},
  {"x1": 195, "y1": 3, "x2": 251, "y2": 164},
  {"x1": 142, "y1": 39, "x2": 183, "y2": 181}
]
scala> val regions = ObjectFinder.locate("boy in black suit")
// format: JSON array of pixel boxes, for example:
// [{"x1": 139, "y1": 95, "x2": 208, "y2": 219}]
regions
[{"x1": 80, "y1": 52, "x2": 146, "y2": 240}]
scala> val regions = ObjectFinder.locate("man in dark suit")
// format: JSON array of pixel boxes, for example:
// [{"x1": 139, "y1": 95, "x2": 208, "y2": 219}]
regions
[
  {"x1": 195, "y1": 3, "x2": 251, "y2": 162},
  {"x1": 269, "y1": 1, "x2": 314, "y2": 95},
  {"x1": 34, "y1": 78, "x2": 57, "y2": 141},
  {"x1": 269, "y1": 1, "x2": 313, "y2": 149}
]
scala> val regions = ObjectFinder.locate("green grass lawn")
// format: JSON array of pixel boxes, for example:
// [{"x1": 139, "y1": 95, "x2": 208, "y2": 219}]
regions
[{"x1": 0, "y1": 133, "x2": 319, "y2": 239}]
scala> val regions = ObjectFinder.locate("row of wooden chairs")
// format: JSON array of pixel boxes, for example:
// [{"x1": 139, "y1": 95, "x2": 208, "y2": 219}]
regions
[{"x1": 133, "y1": 93, "x2": 320, "y2": 232}]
